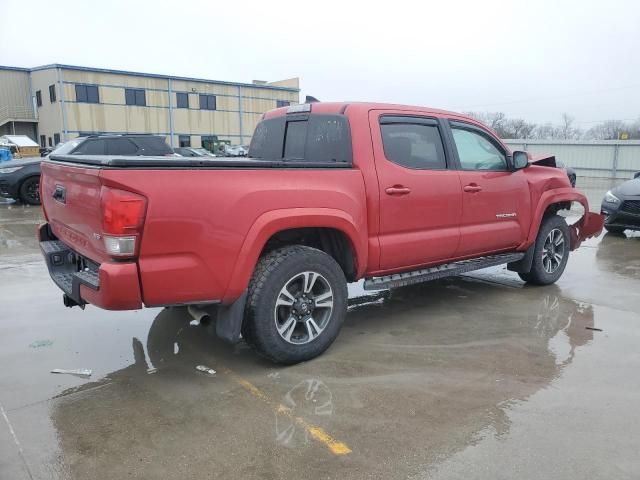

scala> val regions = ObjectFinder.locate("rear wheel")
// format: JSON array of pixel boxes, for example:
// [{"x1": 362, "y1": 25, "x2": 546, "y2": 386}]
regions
[
  {"x1": 19, "y1": 176, "x2": 40, "y2": 205},
  {"x1": 519, "y1": 215, "x2": 569, "y2": 285},
  {"x1": 242, "y1": 245, "x2": 347, "y2": 364}
]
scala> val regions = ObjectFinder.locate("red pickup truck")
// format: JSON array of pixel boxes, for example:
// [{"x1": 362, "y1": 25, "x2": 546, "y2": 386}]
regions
[{"x1": 39, "y1": 102, "x2": 603, "y2": 364}]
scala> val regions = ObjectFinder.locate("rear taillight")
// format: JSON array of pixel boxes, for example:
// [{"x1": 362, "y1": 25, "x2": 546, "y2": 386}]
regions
[{"x1": 100, "y1": 186, "x2": 147, "y2": 257}]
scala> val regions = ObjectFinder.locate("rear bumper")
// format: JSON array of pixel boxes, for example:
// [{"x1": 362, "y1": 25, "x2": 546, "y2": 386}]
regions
[{"x1": 39, "y1": 224, "x2": 143, "y2": 310}]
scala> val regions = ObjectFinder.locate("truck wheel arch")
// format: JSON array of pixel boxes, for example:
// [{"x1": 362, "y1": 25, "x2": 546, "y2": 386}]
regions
[
  {"x1": 222, "y1": 208, "x2": 367, "y2": 303},
  {"x1": 524, "y1": 188, "x2": 602, "y2": 251}
]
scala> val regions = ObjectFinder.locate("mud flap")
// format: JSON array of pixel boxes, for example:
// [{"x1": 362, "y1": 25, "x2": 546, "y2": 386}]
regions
[
  {"x1": 569, "y1": 212, "x2": 605, "y2": 250},
  {"x1": 212, "y1": 291, "x2": 247, "y2": 344},
  {"x1": 507, "y1": 243, "x2": 535, "y2": 273}
]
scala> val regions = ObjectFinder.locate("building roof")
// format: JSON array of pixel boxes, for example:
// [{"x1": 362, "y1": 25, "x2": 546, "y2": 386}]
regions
[
  {"x1": 0, "y1": 63, "x2": 299, "y2": 92},
  {"x1": 0, "y1": 135, "x2": 39, "y2": 147}
]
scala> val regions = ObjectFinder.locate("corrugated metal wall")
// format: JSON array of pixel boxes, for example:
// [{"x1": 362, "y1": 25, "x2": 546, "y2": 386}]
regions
[
  {"x1": 0, "y1": 69, "x2": 35, "y2": 124},
  {"x1": 504, "y1": 140, "x2": 640, "y2": 178}
]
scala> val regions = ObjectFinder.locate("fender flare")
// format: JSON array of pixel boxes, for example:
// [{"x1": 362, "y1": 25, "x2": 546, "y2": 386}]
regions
[
  {"x1": 523, "y1": 188, "x2": 604, "y2": 251},
  {"x1": 221, "y1": 208, "x2": 367, "y2": 303}
]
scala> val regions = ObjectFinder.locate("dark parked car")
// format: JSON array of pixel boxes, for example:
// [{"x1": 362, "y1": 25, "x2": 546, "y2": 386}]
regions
[
  {"x1": 0, "y1": 157, "x2": 42, "y2": 205},
  {"x1": 601, "y1": 173, "x2": 640, "y2": 233},
  {"x1": 173, "y1": 147, "x2": 216, "y2": 157},
  {"x1": 556, "y1": 160, "x2": 576, "y2": 187},
  {"x1": 0, "y1": 135, "x2": 173, "y2": 205}
]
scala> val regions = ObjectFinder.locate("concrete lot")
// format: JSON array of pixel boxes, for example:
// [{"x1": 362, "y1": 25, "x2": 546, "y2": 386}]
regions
[{"x1": 1, "y1": 179, "x2": 639, "y2": 480}]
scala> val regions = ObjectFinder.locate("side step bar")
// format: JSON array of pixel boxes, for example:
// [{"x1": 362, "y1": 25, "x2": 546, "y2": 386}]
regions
[{"x1": 363, "y1": 252, "x2": 525, "y2": 291}]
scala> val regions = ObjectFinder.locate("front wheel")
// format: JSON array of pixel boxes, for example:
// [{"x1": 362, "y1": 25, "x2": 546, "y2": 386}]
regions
[
  {"x1": 19, "y1": 176, "x2": 41, "y2": 205},
  {"x1": 242, "y1": 246, "x2": 348, "y2": 364},
  {"x1": 519, "y1": 215, "x2": 570, "y2": 285}
]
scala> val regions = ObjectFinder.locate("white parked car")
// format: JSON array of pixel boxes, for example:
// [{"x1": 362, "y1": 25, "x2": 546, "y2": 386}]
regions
[{"x1": 222, "y1": 144, "x2": 248, "y2": 157}]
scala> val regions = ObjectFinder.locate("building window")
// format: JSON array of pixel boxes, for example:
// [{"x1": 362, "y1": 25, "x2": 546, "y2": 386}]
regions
[
  {"x1": 54, "y1": 133, "x2": 61, "y2": 145},
  {"x1": 49, "y1": 85, "x2": 57, "y2": 103},
  {"x1": 199, "y1": 94, "x2": 216, "y2": 110},
  {"x1": 176, "y1": 92, "x2": 189, "y2": 109},
  {"x1": 75, "y1": 84, "x2": 100, "y2": 104},
  {"x1": 201, "y1": 135, "x2": 218, "y2": 152},
  {"x1": 276, "y1": 100, "x2": 290, "y2": 108},
  {"x1": 125, "y1": 88, "x2": 146, "y2": 106},
  {"x1": 39, "y1": 135, "x2": 46, "y2": 148},
  {"x1": 36, "y1": 91, "x2": 42, "y2": 107},
  {"x1": 179, "y1": 135, "x2": 191, "y2": 147}
]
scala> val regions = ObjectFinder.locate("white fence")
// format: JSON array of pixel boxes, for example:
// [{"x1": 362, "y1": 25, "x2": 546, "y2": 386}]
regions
[{"x1": 503, "y1": 139, "x2": 640, "y2": 179}]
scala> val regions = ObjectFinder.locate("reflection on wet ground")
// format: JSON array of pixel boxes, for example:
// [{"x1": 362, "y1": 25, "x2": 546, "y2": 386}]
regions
[{"x1": 1, "y1": 186, "x2": 639, "y2": 479}]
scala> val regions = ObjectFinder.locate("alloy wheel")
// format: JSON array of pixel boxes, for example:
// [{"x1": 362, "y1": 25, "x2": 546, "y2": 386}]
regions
[{"x1": 274, "y1": 271, "x2": 334, "y2": 345}]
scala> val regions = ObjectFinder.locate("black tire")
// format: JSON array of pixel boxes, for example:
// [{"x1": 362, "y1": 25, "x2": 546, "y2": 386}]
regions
[
  {"x1": 604, "y1": 225, "x2": 625, "y2": 234},
  {"x1": 518, "y1": 215, "x2": 570, "y2": 286},
  {"x1": 242, "y1": 245, "x2": 347, "y2": 364},
  {"x1": 19, "y1": 176, "x2": 41, "y2": 205}
]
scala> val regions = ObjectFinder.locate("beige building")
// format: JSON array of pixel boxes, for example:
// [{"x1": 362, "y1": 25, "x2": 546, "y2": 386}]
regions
[{"x1": 0, "y1": 64, "x2": 299, "y2": 150}]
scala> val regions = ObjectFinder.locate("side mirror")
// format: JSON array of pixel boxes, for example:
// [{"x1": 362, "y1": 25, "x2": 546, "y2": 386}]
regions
[
  {"x1": 512, "y1": 151, "x2": 529, "y2": 170},
  {"x1": 634, "y1": 171, "x2": 640, "y2": 179}
]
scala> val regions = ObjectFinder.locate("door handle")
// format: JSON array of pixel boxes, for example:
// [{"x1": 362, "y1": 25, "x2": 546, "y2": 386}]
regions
[
  {"x1": 385, "y1": 186, "x2": 411, "y2": 195},
  {"x1": 463, "y1": 184, "x2": 482, "y2": 193}
]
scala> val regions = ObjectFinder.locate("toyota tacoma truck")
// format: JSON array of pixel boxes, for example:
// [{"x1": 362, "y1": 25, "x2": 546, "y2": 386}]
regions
[{"x1": 39, "y1": 102, "x2": 604, "y2": 364}]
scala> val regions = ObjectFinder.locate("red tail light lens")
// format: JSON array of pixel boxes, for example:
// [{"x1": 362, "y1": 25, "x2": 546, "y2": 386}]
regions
[
  {"x1": 100, "y1": 187, "x2": 147, "y2": 235},
  {"x1": 100, "y1": 187, "x2": 147, "y2": 257}
]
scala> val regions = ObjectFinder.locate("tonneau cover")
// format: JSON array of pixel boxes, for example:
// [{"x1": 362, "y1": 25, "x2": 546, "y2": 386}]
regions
[{"x1": 48, "y1": 154, "x2": 351, "y2": 169}]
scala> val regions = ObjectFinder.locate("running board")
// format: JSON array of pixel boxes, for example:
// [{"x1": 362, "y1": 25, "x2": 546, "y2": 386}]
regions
[{"x1": 363, "y1": 252, "x2": 525, "y2": 290}]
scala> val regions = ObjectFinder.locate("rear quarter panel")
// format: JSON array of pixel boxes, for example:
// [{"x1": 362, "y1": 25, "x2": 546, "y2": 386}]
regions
[{"x1": 99, "y1": 168, "x2": 368, "y2": 306}]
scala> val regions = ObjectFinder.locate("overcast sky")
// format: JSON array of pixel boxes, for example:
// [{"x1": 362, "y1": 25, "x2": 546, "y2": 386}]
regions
[{"x1": 2, "y1": 0, "x2": 639, "y2": 126}]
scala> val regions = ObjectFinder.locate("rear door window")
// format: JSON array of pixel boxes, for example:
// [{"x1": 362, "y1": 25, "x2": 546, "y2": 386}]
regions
[{"x1": 380, "y1": 118, "x2": 447, "y2": 170}]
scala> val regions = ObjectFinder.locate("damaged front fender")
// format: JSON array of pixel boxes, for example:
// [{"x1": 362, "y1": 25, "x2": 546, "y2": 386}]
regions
[{"x1": 569, "y1": 211, "x2": 605, "y2": 250}]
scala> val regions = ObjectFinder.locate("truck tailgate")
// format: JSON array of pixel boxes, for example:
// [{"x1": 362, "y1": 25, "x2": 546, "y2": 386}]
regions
[{"x1": 41, "y1": 161, "x2": 109, "y2": 263}]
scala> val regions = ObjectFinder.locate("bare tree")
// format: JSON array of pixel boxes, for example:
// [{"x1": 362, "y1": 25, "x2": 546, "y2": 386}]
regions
[
  {"x1": 558, "y1": 113, "x2": 582, "y2": 139},
  {"x1": 533, "y1": 123, "x2": 559, "y2": 140},
  {"x1": 502, "y1": 119, "x2": 537, "y2": 139},
  {"x1": 463, "y1": 111, "x2": 506, "y2": 133},
  {"x1": 586, "y1": 120, "x2": 626, "y2": 140}
]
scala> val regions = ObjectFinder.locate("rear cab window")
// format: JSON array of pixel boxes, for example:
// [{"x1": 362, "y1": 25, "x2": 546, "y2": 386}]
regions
[{"x1": 249, "y1": 114, "x2": 352, "y2": 164}]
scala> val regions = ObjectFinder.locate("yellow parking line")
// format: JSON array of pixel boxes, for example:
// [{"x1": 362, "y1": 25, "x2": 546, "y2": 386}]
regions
[{"x1": 220, "y1": 367, "x2": 352, "y2": 456}]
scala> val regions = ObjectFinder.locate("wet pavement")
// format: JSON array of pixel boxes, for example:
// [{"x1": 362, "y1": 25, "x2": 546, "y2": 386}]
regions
[{"x1": 1, "y1": 179, "x2": 639, "y2": 479}]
